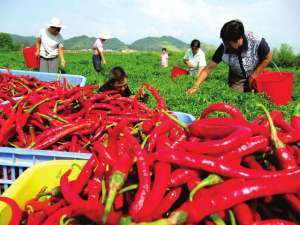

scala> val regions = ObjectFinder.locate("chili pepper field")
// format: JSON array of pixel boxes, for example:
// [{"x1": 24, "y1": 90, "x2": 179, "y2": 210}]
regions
[
  {"x1": 1, "y1": 51, "x2": 300, "y2": 120},
  {"x1": 1, "y1": 50, "x2": 300, "y2": 225}
]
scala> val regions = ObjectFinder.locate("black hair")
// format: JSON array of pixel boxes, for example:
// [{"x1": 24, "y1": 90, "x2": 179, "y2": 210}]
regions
[
  {"x1": 108, "y1": 66, "x2": 127, "y2": 84},
  {"x1": 220, "y1": 20, "x2": 245, "y2": 43},
  {"x1": 190, "y1": 39, "x2": 201, "y2": 48},
  {"x1": 162, "y1": 48, "x2": 167, "y2": 51}
]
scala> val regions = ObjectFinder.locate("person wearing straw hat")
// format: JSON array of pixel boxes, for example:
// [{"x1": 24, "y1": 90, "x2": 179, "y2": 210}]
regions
[
  {"x1": 35, "y1": 17, "x2": 66, "y2": 73},
  {"x1": 183, "y1": 39, "x2": 207, "y2": 75},
  {"x1": 186, "y1": 20, "x2": 272, "y2": 95},
  {"x1": 92, "y1": 33, "x2": 108, "y2": 73}
]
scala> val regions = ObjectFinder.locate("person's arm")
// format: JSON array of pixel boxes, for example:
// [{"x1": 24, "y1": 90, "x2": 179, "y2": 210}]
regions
[
  {"x1": 58, "y1": 47, "x2": 66, "y2": 67},
  {"x1": 183, "y1": 59, "x2": 194, "y2": 68},
  {"x1": 186, "y1": 45, "x2": 223, "y2": 96},
  {"x1": 183, "y1": 50, "x2": 194, "y2": 68},
  {"x1": 98, "y1": 49, "x2": 107, "y2": 64},
  {"x1": 186, "y1": 61, "x2": 218, "y2": 96},
  {"x1": 96, "y1": 40, "x2": 107, "y2": 64},
  {"x1": 35, "y1": 37, "x2": 41, "y2": 57},
  {"x1": 249, "y1": 39, "x2": 273, "y2": 87}
]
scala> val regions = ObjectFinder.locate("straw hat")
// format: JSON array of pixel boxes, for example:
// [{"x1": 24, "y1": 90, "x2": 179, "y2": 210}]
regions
[
  {"x1": 47, "y1": 17, "x2": 64, "y2": 28},
  {"x1": 98, "y1": 32, "x2": 110, "y2": 40}
]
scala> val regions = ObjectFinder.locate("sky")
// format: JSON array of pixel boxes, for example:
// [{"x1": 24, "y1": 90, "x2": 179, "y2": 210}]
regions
[{"x1": 1, "y1": 0, "x2": 300, "y2": 52}]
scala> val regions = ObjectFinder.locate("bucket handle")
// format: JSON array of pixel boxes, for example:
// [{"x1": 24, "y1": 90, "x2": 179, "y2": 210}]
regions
[{"x1": 270, "y1": 61, "x2": 282, "y2": 75}]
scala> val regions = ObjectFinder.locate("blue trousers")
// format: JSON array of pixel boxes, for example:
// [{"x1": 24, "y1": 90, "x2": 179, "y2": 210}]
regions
[{"x1": 92, "y1": 54, "x2": 102, "y2": 73}]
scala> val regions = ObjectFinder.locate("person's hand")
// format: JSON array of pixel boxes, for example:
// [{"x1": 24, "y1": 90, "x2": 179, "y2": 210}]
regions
[
  {"x1": 186, "y1": 86, "x2": 198, "y2": 96},
  {"x1": 103, "y1": 59, "x2": 107, "y2": 64},
  {"x1": 35, "y1": 51, "x2": 39, "y2": 57},
  {"x1": 249, "y1": 72, "x2": 258, "y2": 89},
  {"x1": 61, "y1": 59, "x2": 66, "y2": 68}
]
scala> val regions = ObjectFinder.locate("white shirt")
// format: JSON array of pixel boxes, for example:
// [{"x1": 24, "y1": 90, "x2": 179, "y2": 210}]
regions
[
  {"x1": 183, "y1": 48, "x2": 206, "y2": 74},
  {"x1": 39, "y1": 28, "x2": 63, "y2": 58}
]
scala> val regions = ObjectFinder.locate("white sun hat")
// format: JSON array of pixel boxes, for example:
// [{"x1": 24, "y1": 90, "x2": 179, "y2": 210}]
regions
[
  {"x1": 98, "y1": 32, "x2": 110, "y2": 40},
  {"x1": 47, "y1": 17, "x2": 64, "y2": 28}
]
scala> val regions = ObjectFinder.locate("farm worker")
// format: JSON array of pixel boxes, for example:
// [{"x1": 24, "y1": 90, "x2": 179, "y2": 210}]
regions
[
  {"x1": 161, "y1": 47, "x2": 169, "y2": 68},
  {"x1": 35, "y1": 17, "x2": 65, "y2": 73},
  {"x1": 183, "y1": 39, "x2": 207, "y2": 75},
  {"x1": 99, "y1": 66, "x2": 148, "y2": 101},
  {"x1": 92, "y1": 33, "x2": 108, "y2": 73},
  {"x1": 99, "y1": 66, "x2": 132, "y2": 97},
  {"x1": 186, "y1": 19, "x2": 272, "y2": 95}
]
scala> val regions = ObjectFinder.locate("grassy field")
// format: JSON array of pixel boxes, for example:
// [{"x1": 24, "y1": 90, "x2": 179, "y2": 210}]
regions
[{"x1": 0, "y1": 51, "x2": 299, "y2": 120}]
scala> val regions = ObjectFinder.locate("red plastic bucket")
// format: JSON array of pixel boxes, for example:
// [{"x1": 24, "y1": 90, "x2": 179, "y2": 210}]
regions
[
  {"x1": 171, "y1": 65, "x2": 188, "y2": 79},
  {"x1": 255, "y1": 70, "x2": 294, "y2": 105},
  {"x1": 22, "y1": 47, "x2": 39, "y2": 69}
]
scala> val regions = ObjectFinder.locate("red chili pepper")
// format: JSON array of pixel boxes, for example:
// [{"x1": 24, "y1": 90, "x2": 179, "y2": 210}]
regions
[
  {"x1": 278, "y1": 130, "x2": 300, "y2": 144},
  {"x1": 188, "y1": 117, "x2": 246, "y2": 139},
  {"x1": 34, "y1": 121, "x2": 92, "y2": 150},
  {"x1": 0, "y1": 109, "x2": 16, "y2": 145},
  {"x1": 93, "y1": 141, "x2": 117, "y2": 166},
  {"x1": 291, "y1": 102, "x2": 300, "y2": 130},
  {"x1": 114, "y1": 194, "x2": 124, "y2": 211},
  {"x1": 219, "y1": 136, "x2": 269, "y2": 163},
  {"x1": 42, "y1": 205, "x2": 78, "y2": 225},
  {"x1": 152, "y1": 187, "x2": 182, "y2": 220},
  {"x1": 26, "y1": 210, "x2": 46, "y2": 225},
  {"x1": 200, "y1": 103, "x2": 246, "y2": 121},
  {"x1": 0, "y1": 196, "x2": 22, "y2": 225},
  {"x1": 169, "y1": 168, "x2": 199, "y2": 188},
  {"x1": 258, "y1": 103, "x2": 297, "y2": 169},
  {"x1": 137, "y1": 162, "x2": 171, "y2": 221},
  {"x1": 142, "y1": 83, "x2": 166, "y2": 110},
  {"x1": 125, "y1": 128, "x2": 151, "y2": 221},
  {"x1": 178, "y1": 126, "x2": 252, "y2": 155},
  {"x1": 60, "y1": 169, "x2": 104, "y2": 223},
  {"x1": 145, "y1": 120, "x2": 174, "y2": 152},
  {"x1": 233, "y1": 203, "x2": 255, "y2": 225},
  {"x1": 71, "y1": 155, "x2": 97, "y2": 193},
  {"x1": 155, "y1": 149, "x2": 300, "y2": 178},
  {"x1": 88, "y1": 164, "x2": 104, "y2": 205},
  {"x1": 179, "y1": 174, "x2": 300, "y2": 223}
]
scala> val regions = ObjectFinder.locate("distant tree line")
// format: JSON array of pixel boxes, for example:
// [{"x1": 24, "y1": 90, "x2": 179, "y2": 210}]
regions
[{"x1": 0, "y1": 33, "x2": 24, "y2": 51}]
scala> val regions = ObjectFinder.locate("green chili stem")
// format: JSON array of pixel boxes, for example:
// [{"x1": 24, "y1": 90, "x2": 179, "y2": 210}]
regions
[
  {"x1": 189, "y1": 174, "x2": 223, "y2": 201},
  {"x1": 141, "y1": 135, "x2": 150, "y2": 149},
  {"x1": 228, "y1": 210, "x2": 236, "y2": 225},
  {"x1": 102, "y1": 172, "x2": 125, "y2": 224},
  {"x1": 256, "y1": 103, "x2": 285, "y2": 148},
  {"x1": 119, "y1": 184, "x2": 138, "y2": 194},
  {"x1": 101, "y1": 178, "x2": 107, "y2": 204},
  {"x1": 25, "y1": 98, "x2": 50, "y2": 114},
  {"x1": 210, "y1": 213, "x2": 227, "y2": 225},
  {"x1": 162, "y1": 110, "x2": 188, "y2": 130}
]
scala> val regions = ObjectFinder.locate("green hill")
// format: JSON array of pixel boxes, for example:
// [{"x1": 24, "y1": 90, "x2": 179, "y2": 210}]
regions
[
  {"x1": 129, "y1": 36, "x2": 188, "y2": 51},
  {"x1": 103, "y1": 38, "x2": 127, "y2": 50},
  {"x1": 64, "y1": 35, "x2": 96, "y2": 50},
  {"x1": 10, "y1": 34, "x2": 36, "y2": 47},
  {"x1": 4, "y1": 33, "x2": 215, "y2": 52},
  {"x1": 59, "y1": 36, "x2": 127, "y2": 50}
]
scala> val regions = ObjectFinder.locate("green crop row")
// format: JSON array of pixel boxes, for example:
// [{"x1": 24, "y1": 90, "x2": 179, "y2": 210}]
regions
[{"x1": 0, "y1": 51, "x2": 299, "y2": 121}]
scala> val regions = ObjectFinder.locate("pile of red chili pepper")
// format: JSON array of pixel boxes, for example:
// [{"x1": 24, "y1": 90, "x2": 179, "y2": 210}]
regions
[
  {"x1": 0, "y1": 71, "x2": 71, "y2": 103},
  {"x1": 1, "y1": 76, "x2": 300, "y2": 224}
]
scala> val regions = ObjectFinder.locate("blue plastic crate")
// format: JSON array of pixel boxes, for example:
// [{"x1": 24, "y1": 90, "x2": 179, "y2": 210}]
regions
[
  {"x1": 172, "y1": 111, "x2": 196, "y2": 125},
  {"x1": 0, "y1": 147, "x2": 91, "y2": 193},
  {"x1": 0, "y1": 68, "x2": 86, "y2": 87}
]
